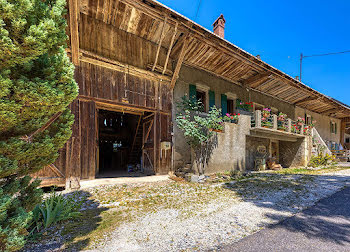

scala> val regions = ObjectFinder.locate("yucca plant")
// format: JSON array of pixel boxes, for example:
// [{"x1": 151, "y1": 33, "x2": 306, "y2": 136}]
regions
[{"x1": 30, "y1": 191, "x2": 83, "y2": 234}]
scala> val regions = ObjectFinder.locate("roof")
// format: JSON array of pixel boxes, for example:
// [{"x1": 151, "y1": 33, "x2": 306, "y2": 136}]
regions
[{"x1": 80, "y1": 0, "x2": 350, "y2": 119}]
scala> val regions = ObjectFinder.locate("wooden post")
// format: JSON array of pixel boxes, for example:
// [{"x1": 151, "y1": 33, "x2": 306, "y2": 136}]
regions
[
  {"x1": 340, "y1": 120, "x2": 346, "y2": 146},
  {"x1": 287, "y1": 119, "x2": 292, "y2": 133},
  {"x1": 163, "y1": 22, "x2": 178, "y2": 75},
  {"x1": 273, "y1": 114, "x2": 277, "y2": 130},
  {"x1": 255, "y1": 110, "x2": 261, "y2": 127},
  {"x1": 170, "y1": 34, "x2": 189, "y2": 89},
  {"x1": 69, "y1": 0, "x2": 80, "y2": 66},
  {"x1": 152, "y1": 17, "x2": 168, "y2": 71}
]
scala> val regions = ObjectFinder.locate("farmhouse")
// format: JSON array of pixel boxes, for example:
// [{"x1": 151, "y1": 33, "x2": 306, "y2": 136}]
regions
[{"x1": 35, "y1": 0, "x2": 350, "y2": 188}]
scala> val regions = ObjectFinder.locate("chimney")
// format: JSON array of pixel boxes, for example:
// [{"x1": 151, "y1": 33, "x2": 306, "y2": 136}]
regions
[
  {"x1": 295, "y1": 76, "x2": 300, "y2": 81},
  {"x1": 256, "y1": 55, "x2": 261, "y2": 60},
  {"x1": 213, "y1": 14, "x2": 226, "y2": 39}
]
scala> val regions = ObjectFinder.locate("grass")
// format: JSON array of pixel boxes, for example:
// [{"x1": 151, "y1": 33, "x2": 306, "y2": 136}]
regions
[{"x1": 266, "y1": 165, "x2": 350, "y2": 175}]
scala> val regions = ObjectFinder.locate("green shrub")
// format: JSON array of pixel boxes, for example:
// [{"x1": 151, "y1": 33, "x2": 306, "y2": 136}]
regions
[
  {"x1": 0, "y1": 0, "x2": 78, "y2": 250},
  {"x1": 30, "y1": 191, "x2": 84, "y2": 234},
  {"x1": 308, "y1": 153, "x2": 336, "y2": 168}
]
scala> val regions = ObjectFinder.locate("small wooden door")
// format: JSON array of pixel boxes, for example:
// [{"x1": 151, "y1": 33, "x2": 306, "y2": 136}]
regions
[{"x1": 142, "y1": 113, "x2": 155, "y2": 174}]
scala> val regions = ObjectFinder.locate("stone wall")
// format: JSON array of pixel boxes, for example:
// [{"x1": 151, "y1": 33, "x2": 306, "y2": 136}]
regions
[
  {"x1": 204, "y1": 115, "x2": 251, "y2": 174},
  {"x1": 279, "y1": 136, "x2": 312, "y2": 167},
  {"x1": 245, "y1": 136, "x2": 270, "y2": 170}
]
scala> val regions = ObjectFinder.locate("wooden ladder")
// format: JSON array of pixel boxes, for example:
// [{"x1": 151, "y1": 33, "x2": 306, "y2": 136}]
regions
[{"x1": 128, "y1": 115, "x2": 143, "y2": 165}]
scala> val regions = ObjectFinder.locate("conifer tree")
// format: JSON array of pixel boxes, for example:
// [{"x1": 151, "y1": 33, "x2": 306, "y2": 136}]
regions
[{"x1": 0, "y1": 0, "x2": 78, "y2": 250}]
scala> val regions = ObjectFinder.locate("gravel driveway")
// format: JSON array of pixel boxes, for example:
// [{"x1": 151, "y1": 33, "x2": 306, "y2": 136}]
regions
[{"x1": 87, "y1": 169, "x2": 350, "y2": 252}]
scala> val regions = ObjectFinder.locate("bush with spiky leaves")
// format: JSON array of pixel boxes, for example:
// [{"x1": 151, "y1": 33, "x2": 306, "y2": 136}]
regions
[{"x1": 0, "y1": 0, "x2": 78, "y2": 250}]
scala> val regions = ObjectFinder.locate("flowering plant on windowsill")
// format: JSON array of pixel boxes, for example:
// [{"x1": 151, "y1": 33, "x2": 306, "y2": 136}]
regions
[
  {"x1": 236, "y1": 99, "x2": 253, "y2": 112},
  {"x1": 223, "y1": 113, "x2": 239, "y2": 124}
]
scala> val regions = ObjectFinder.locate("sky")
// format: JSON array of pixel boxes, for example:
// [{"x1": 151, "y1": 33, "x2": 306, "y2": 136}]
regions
[{"x1": 157, "y1": 0, "x2": 350, "y2": 105}]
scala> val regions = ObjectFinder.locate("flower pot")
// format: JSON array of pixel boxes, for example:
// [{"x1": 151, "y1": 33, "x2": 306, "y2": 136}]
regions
[{"x1": 210, "y1": 128, "x2": 223, "y2": 133}]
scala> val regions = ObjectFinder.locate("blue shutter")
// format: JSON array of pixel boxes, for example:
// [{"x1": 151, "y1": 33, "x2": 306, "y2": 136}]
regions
[
  {"x1": 221, "y1": 94, "x2": 227, "y2": 116},
  {"x1": 209, "y1": 90, "x2": 215, "y2": 109},
  {"x1": 189, "y1": 84, "x2": 197, "y2": 103}
]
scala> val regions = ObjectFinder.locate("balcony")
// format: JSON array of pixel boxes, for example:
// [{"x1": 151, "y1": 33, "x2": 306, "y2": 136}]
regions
[{"x1": 250, "y1": 110, "x2": 309, "y2": 142}]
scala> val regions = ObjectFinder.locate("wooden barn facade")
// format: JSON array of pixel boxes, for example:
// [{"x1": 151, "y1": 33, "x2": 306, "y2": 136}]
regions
[{"x1": 36, "y1": 0, "x2": 186, "y2": 187}]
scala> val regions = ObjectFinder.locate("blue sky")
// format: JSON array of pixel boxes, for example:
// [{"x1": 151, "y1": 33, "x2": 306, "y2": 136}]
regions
[{"x1": 158, "y1": 0, "x2": 350, "y2": 104}]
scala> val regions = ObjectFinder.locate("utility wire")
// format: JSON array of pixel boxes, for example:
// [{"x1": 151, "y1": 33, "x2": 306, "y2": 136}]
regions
[
  {"x1": 194, "y1": 0, "x2": 202, "y2": 21},
  {"x1": 303, "y1": 50, "x2": 350, "y2": 58}
]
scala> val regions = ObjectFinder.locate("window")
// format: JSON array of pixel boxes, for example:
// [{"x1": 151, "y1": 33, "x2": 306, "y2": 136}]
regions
[
  {"x1": 306, "y1": 115, "x2": 312, "y2": 125},
  {"x1": 196, "y1": 90, "x2": 206, "y2": 112},
  {"x1": 346, "y1": 138, "x2": 350, "y2": 144},
  {"x1": 227, "y1": 99, "x2": 235, "y2": 114},
  {"x1": 330, "y1": 121, "x2": 337, "y2": 134}
]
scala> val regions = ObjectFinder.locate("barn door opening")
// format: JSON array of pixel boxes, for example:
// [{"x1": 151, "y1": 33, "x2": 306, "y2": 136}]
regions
[
  {"x1": 97, "y1": 109, "x2": 143, "y2": 178},
  {"x1": 142, "y1": 113, "x2": 156, "y2": 175}
]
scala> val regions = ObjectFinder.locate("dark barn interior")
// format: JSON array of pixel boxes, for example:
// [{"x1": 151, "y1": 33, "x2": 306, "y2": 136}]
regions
[{"x1": 97, "y1": 110, "x2": 142, "y2": 177}]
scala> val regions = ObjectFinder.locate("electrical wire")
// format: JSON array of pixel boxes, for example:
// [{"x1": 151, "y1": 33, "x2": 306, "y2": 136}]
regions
[
  {"x1": 303, "y1": 50, "x2": 350, "y2": 58},
  {"x1": 194, "y1": 0, "x2": 202, "y2": 21}
]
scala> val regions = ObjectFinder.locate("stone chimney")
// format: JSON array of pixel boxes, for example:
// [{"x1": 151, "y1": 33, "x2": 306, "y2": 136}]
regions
[{"x1": 213, "y1": 14, "x2": 226, "y2": 39}]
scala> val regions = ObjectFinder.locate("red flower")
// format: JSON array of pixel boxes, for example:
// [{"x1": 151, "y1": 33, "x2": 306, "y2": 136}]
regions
[{"x1": 238, "y1": 113, "x2": 240, "y2": 115}]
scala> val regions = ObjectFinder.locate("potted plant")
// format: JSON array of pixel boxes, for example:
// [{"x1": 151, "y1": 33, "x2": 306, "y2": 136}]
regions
[
  {"x1": 261, "y1": 116, "x2": 273, "y2": 128},
  {"x1": 262, "y1": 107, "x2": 271, "y2": 118},
  {"x1": 236, "y1": 99, "x2": 253, "y2": 114},
  {"x1": 277, "y1": 112, "x2": 287, "y2": 131},
  {"x1": 224, "y1": 113, "x2": 239, "y2": 124}
]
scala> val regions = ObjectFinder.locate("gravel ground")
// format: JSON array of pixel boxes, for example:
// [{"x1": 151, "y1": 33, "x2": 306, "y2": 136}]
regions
[
  {"x1": 89, "y1": 169, "x2": 350, "y2": 252},
  {"x1": 23, "y1": 168, "x2": 350, "y2": 252}
]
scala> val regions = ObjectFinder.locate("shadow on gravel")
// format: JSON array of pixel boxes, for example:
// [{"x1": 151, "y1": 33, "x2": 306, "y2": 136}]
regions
[
  {"x1": 265, "y1": 186, "x2": 350, "y2": 245},
  {"x1": 223, "y1": 173, "x2": 350, "y2": 245}
]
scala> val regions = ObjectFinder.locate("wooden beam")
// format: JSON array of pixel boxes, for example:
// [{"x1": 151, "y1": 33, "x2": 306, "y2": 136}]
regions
[
  {"x1": 69, "y1": 0, "x2": 80, "y2": 65},
  {"x1": 242, "y1": 72, "x2": 270, "y2": 88},
  {"x1": 163, "y1": 22, "x2": 178, "y2": 74},
  {"x1": 294, "y1": 96, "x2": 318, "y2": 105},
  {"x1": 79, "y1": 50, "x2": 171, "y2": 82},
  {"x1": 170, "y1": 34, "x2": 189, "y2": 89},
  {"x1": 321, "y1": 107, "x2": 339, "y2": 115},
  {"x1": 78, "y1": 95, "x2": 171, "y2": 115},
  {"x1": 152, "y1": 17, "x2": 168, "y2": 71}
]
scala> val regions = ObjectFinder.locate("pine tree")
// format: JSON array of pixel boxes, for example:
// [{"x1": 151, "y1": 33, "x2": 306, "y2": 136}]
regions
[{"x1": 0, "y1": 0, "x2": 78, "y2": 250}]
